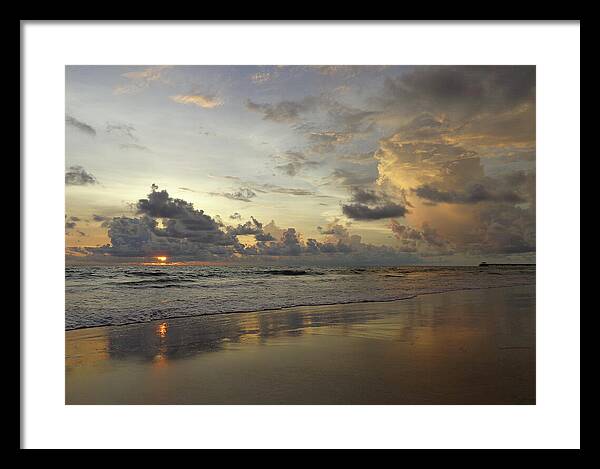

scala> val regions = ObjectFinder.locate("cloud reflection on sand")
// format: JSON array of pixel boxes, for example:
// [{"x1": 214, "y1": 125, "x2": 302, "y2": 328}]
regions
[{"x1": 66, "y1": 286, "x2": 535, "y2": 405}]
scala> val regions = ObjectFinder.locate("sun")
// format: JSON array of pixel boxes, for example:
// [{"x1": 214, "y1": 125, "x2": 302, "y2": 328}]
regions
[{"x1": 155, "y1": 256, "x2": 168, "y2": 263}]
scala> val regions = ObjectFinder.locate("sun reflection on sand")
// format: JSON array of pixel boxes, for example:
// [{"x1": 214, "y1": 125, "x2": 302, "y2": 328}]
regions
[
  {"x1": 157, "y1": 322, "x2": 168, "y2": 338},
  {"x1": 153, "y1": 322, "x2": 170, "y2": 367}
]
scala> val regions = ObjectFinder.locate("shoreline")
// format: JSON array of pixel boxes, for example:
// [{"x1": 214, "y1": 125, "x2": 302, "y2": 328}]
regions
[
  {"x1": 65, "y1": 282, "x2": 535, "y2": 333},
  {"x1": 66, "y1": 284, "x2": 535, "y2": 405}
]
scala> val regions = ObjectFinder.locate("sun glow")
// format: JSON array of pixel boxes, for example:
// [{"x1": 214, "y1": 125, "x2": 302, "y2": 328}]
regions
[{"x1": 155, "y1": 256, "x2": 168, "y2": 263}]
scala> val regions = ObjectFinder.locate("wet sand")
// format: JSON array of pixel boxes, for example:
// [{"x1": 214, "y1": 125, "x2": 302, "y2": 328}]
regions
[{"x1": 66, "y1": 285, "x2": 535, "y2": 404}]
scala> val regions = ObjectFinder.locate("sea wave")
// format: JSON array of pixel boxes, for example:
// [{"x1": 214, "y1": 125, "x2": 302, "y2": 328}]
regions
[{"x1": 65, "y1": 264, "x2": 535, "y2": 330}]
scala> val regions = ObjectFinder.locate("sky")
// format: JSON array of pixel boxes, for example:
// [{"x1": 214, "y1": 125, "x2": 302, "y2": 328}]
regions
[{"x1": 65, "y1": 65, "x2": 535, "y2": 265}]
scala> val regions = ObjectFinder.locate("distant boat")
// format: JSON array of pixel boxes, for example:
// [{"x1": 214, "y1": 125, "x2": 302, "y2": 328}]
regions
[{"x1": 479, "y1": 262, "x2": 488, "y2": 267}]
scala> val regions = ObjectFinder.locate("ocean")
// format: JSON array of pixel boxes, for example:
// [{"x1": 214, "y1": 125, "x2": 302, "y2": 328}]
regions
[{"x1": 65, "y1": 264, "x2": 535, "y2": 330}]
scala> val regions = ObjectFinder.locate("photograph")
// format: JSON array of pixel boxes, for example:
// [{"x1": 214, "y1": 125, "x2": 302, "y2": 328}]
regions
[{"x1": 65, "y1": 64, "x2": 537, "y2": 405}]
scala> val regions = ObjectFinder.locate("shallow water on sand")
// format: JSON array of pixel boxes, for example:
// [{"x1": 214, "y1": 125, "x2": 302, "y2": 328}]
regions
[{"x1": 66, "y1": 285, "x2": 535, "y2": 404}]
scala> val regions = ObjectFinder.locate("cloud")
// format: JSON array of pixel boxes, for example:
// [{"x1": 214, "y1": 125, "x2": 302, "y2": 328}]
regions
[
  {"x1": 65, "y1": 166, "x2": 98, "y2": 186},
  {"x1": 370, "y1": 78, "x2": 536, "y2": 257},
  {"x1": 413, "y1": 183, "x2": 526, "y2": 205},
  {"x1": 95, "y1": 186, "x2": 237, "y2": 258},
  {"x1": 114, "y1": 66, "x2": 172, "y2": 94},
  {"x1": 248, "y1": 95, "x2": 376, "y2": 156},
  {"x1": 324, "y1": 100, "x2": 376, "y2": 134},
  {"x1": 170, "y1": 94, "x2": 223, "y2": 109},
  {"x1": 78, "y1": 186, "x2": 421, "y2": 264},
  {"x1": 210, "y1": 188, "x2": 257, "y2": 203},
  {"x1": 92, "y1": 214, "x2": 109, "y2": 222},
  {"x1": 193, "y1": 176, "x2": 328, "y2": 199},
  {"x1": 372, "y1": 67, "x2": 535, "y2": 154},
  {"x1": 136, "y1": 187, "x2": 208, "y2": 221},
  {"x1": 68, "y1": 66, "x2": 535, "y2": 262},
  {"x1": 242, "y1": 219, "x2": 419, "y2": 264},
  {"x1": 229, "y1": 212, "x2": 242, "y2": 220},
  {"x1": 250, "y1": 71, "x2": 272, "y2": 84},
  {"x1": 246, "y1": 97, "x2": 318, "y2": 123},
  {"x1": 336, "y1": 151, "x2": 376, "y2": 165},
  {"x1": 226, "y1": 217, "x2": 274, "y2": 241},
  {"x1": 389, "y1": 220, "x2": 454, "y2": 256},
  {"x1": 106, "y1": 122, "x2": 138, "y2": 141},
  {"x1": 274, "y1": 151, "x2": 321, "y2": 177},
  {"x1": 66, "y1": 115, "x2": 96, "y2": 136},
  {"x1": 476, "y1": 204, "x2": 535, "y2": 254},
  {"x1": 324, "y1": 168, "x2": 378, "y2": 187},
  {"x1": 307, "y1": 131, "x2": 352, "y2": 154},
  {"x1": 341, "y1": 181, "x2": 412, "y2": 222},
  {"x1": 313, "y1": 65, "x2": 362, "y2": 77},
  {"x1": 377, "y1": 66, "x2": 534, "y2": 119},
  {"x1": 119, "y1": 143, "x2": 150, "y2": 152},
  {"x1": 348, "y1": 187, "x2": 383, "y2": 205},
  {"x1": 257, "y1": 184, "x2": 318, "y2": 196},
  {"x1": 342, "y1": 202, "x2": 409, "y2": 221},
  {"x1": 316, "y1": 219, "x2": 355, "y2": 245}
]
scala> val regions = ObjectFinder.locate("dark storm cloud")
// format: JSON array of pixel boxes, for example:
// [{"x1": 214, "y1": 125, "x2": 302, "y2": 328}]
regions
[
  {"x1": 136, "y1": 188, "x2": 198, "y2": 219},
  {"x1": 92, "y1": 214, "x2": 109, "y2": 222},
  {"x1": 475, "y1": 204, "x2": 536, "y2": 254},
  {"x1": 349, "y1": 187, "x2": 383, "y2": 205},
  {"x1": 342, "y1": 202, "x2": 409, "y2": 220},
  {"x1": 135, "y1": 190, "x2": 232, "y2": 243},
  {"x1": 249, "y1": 228, "x2": 304, "y2": 256},
  {"x1": 254, "y1": 233, "x2": 276, "y2": 242},
  {"x1": 65, "y1": 166, "x2": 98, "y2": 186},
  {"x1": 373, "y1": 78, "x2": 536, "y2": 257},
  {"x1": 378, "y1": 66, "x2": 535, "y2": 117},
  {"x1": 230, "y1": 217, "x2": 275, "y2": 242},
  {"x1": 341, "y1": 183, "x2": 412, "y2": 222},
  {"x1": 96, "y1": 187, "x2": 238, "y2": 258},
  {"x1": 227, "y1": 217, "x2": 268, "y2": 237},
  {"x1": 66, "y1": 114, "x2": 96, "y2": 136}
]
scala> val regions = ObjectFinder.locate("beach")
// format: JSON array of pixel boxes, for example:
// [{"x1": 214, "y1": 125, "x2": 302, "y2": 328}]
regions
[{"x1": 66, "y1": 284, "x2": 535, "y2": 405}]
